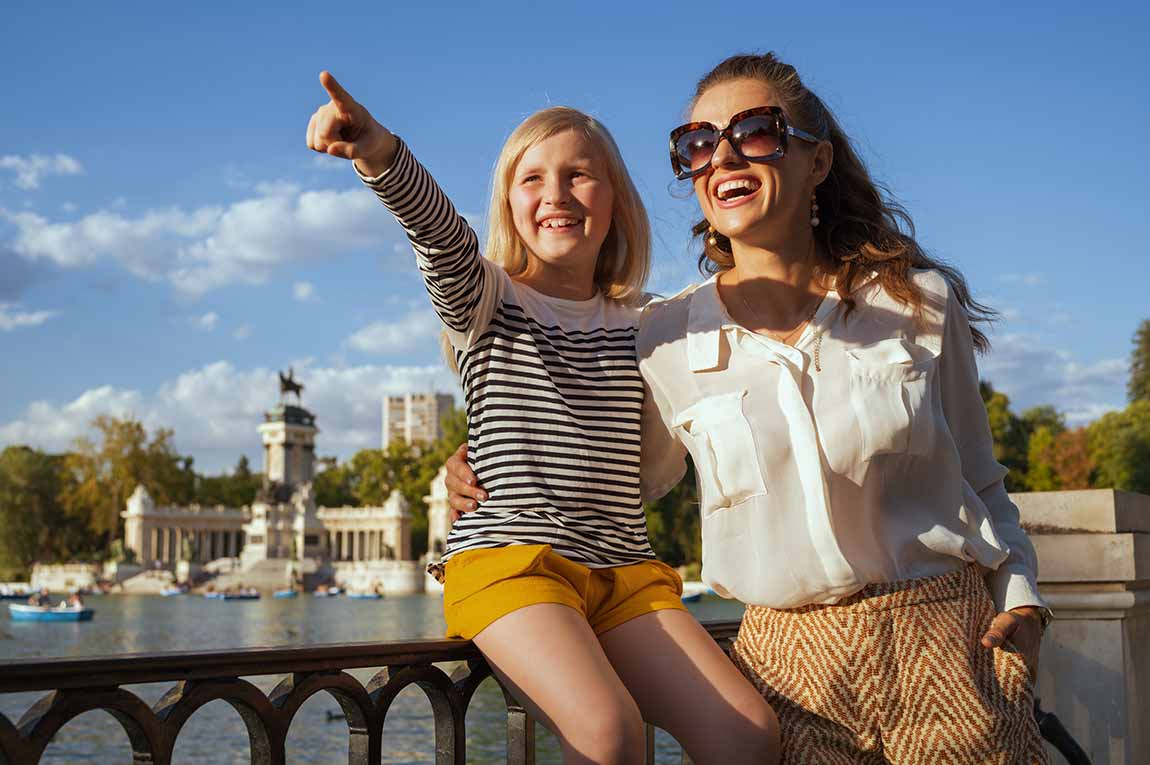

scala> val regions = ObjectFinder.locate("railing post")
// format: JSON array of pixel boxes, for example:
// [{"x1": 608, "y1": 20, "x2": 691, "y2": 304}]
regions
[{"x1": 505, "y1": 700, "x2": 535, "y2": 765}]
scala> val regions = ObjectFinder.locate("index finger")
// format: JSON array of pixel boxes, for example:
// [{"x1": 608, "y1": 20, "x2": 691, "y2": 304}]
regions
[{"x1": 319, "y1": 70, "x2": 355, "y2": 109}]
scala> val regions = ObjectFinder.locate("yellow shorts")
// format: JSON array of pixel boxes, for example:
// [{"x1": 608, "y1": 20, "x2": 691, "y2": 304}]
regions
[{"x1": 442, "y1": 544, "x2": 686, "y2": 640}]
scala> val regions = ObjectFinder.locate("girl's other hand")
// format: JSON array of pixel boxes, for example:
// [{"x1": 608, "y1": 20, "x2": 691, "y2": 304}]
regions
[
  {"x1": 444, "y1": 443, "x2": 487, "y2": 522},
  {"x1": 306, "y1": 71, "x2": 398, "y2": 176}
]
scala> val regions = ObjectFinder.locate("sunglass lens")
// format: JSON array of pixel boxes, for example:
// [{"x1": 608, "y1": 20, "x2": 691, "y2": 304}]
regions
[
  {"x1": 732, "y1": 115, "x2": 782, "y2": 159},
  {"x1": 675, "y1": 128, "x2": 718, "y2": 174}
]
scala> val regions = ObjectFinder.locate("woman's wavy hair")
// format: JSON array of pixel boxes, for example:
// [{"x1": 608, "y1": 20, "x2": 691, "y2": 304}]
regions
[{"x1": 690, "y1": 53, "x2": 995, "y2": 351}]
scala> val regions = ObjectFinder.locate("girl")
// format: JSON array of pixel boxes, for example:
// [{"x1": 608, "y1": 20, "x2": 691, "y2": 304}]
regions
[
  {"x1": 306, "y1": 72, "x2": 778, "y2": 765},
  {"x1": 448, "y1": 53, "x2": 1050, "y2": 763}
]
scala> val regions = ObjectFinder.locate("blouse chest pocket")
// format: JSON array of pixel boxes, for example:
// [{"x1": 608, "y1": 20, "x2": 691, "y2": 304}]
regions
[
  {"x1": 673, "y1": 390, "x2": 768, "y2": 516},
  {"x1": 846, "y1": 338, "x2": 938, "y2": 460}
]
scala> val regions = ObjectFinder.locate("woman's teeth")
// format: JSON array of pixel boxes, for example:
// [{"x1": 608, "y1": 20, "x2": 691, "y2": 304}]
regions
[{"x1": 716, "y1": 179, "x2": 761, "y2": 200}]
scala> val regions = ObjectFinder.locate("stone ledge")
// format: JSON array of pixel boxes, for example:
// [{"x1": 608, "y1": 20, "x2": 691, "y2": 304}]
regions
[
  {"x1": 1011, "y1": 489, "x2": 1150, "y2": 533},
  {"x1": 1039, "y1": 585, "x2": 1150, "y2": 619},
  {"x1": 1033, "y1": 532, "x2": 1150, "y2": 582}
]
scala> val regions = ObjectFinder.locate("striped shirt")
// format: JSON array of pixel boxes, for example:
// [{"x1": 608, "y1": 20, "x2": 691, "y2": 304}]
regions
[{"x1": 359, "y1": 139, "x2": 655, "y2": 567}]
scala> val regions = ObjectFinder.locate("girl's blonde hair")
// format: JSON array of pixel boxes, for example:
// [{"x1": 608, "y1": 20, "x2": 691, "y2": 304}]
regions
[{"x1": 443, "y1": 107, "x2": 652, "y2": 370}]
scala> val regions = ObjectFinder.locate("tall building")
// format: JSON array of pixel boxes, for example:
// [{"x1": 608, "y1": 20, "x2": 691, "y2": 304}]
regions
[{"x1": 381, "y1": 392, "x2": 455, "y2": 449}]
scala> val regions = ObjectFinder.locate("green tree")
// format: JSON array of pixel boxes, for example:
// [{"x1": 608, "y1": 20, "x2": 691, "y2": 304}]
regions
[
  {"x1": 980, "y1": 382, "x2": 1029, "y2": 490},
  {"x1": 1129, "y1": 319, "x2": 1150, "y2": 404},
  {"x1": 195, "y1": 456, "x2": 262, "y2": 507},
  {"x1": 0, "y1": 447, "x2": 81, "y2": 576},
  {"x1": 1019, "y1": 406, "x2": 1065, "y2": 491},
  {"x1": 1020, "y1": 406, "x2": 1065, "y2": 439},
  {"x1": 59, "y1": 416, "x2": 194, "y2": 550},
  {"x1": 644, "y1": 461, "x2": 702, "y2": 567},
  {"x1": 1087, "y1": 400, "x2": 1150, "y2": 494},
  {"x1": 314, "y1": 456, "x2": 356, "y2": 507},
  {"x1": 1025, "y1": 426, "x2": 1060, "y2": 491}
]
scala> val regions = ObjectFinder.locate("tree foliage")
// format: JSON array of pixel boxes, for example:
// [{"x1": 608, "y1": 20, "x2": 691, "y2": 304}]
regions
[
  {"x1": 0, "y1": 447, "x2": 87, "y2": 577},
  {"x1": 195, "y1": 455, "x2": 262, "y2": 507},
  {"x1": 1087, "y1": 400, "x2": 1150, "y2": 494},
  {"x1": 58, "y1": 416, "x2": 195, "y2": 546},
  {"x1": 644, "y1": 461, "x2": 702, "y2": 567},
  {"x1": 1129, "y1": 319, "x2": 1150, "y2": 404}
]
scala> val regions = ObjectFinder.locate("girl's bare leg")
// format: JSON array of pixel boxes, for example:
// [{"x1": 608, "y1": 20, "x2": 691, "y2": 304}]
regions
[
  {"x1": 474, "y1": 603, "x2": 647, "y2": 765},
  {"x1": 599, "y1": 610, "x2": 780, "y2": 765}
]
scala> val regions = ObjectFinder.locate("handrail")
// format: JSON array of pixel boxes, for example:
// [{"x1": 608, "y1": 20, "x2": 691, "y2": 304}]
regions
[{"x1": 0, "y1": 619, "x2": 742, "y2": 765}]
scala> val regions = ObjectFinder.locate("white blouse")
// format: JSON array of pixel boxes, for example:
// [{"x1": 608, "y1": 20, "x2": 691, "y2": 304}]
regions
[{"x1": 638, "y1": 268, "x2": 1046, "y2": 614}]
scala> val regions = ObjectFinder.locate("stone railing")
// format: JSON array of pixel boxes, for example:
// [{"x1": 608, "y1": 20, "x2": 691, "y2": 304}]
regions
[
  {"x1": 0, "y1": 620, "x2": 741, "y2": 764},
  {"x1": 1017, "y1": 489, "x2": 1150, "y2": 765}
]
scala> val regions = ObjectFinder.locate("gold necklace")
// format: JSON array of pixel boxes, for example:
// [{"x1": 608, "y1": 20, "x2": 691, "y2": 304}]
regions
[{"x1": 735, "y1": 273, "x2": 825, "y2": 345}]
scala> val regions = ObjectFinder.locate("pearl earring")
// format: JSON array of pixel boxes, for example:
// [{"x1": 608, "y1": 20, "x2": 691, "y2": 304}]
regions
[
  {"x1": 707, "y1": 225, "x2": 718, "y2": 246},
  {"x1": 810, "y1": 193, "x2": 820, "y2": 227}
]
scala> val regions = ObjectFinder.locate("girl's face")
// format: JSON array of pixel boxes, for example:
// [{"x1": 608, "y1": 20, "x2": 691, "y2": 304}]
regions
[
  {"x1": 509, "y1": 130, "x2": 615, "y2": 280},
  {"x1": 689, "y1": 79, "x2": 818, "y2": 249}
]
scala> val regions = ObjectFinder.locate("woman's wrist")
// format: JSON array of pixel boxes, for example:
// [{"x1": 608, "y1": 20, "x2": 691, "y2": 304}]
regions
[{"x1": 1009, "y1": 605, "x2": 1050, "y2": 634}]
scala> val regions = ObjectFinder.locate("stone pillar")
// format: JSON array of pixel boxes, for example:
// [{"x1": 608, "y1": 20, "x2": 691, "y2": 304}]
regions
[{"x1": 1015, "y1": 489, "x2": 1150, "y2": 765}]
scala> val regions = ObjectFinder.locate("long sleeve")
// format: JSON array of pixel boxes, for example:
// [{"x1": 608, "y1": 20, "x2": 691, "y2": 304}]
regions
[
  {"x1": 357, "y1": 138, "x2": 502, "y2": 349},
  {"x1": 937, "y1": 279, "x2": 1047, "y2": 613}
]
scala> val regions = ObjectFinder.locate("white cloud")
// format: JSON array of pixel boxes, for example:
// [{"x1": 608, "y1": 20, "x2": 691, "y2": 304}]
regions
[
  {"x1": 193, "y1": 311, "x2": 218, "y2": 331},
  {"x1": 1, "y1": 183, "x2": 404, "y2": 297},
  {"x1": 0, "y1": 360, "x2": 460, "y2": 472},
  {"x1": 996, "y1": 273, "x2": 1045, "y2": 287},
  {"x1": 293, "y1": 281, "x2": 317, "y2": 302},
  {"x1": 345, "y1": 309, "x2": 442, "y2": 354},
  {"x1": 0, "y1": 154, "x2": 84, "y2": 190},
  {"x1": 311, "y1": 154, "x2": 347, "y2": 171},
  {"x1": 0, "y1": 302, "x2": 57, "y2": 331},
  {"x1": 981, "y1": 332, "x2": 1127, "y2": 424},
  {"x1": 233, "y1": 324, "x2": 252, "y2": 341}
]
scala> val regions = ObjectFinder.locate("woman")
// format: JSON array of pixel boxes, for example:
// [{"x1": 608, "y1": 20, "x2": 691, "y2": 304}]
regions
[{"x1": 448, "y1": 52, "x2": 1050, "y2": 763}]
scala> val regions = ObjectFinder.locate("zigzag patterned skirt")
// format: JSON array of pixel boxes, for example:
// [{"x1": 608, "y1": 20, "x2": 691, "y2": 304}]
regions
[{"x1": 731, "y1": 565, "x2": 1049, "y2": 764}]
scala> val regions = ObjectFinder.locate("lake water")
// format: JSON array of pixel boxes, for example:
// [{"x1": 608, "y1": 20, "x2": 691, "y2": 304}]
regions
[{"x1": 0, "y1": 593, "x2": 745, "y2": 763}]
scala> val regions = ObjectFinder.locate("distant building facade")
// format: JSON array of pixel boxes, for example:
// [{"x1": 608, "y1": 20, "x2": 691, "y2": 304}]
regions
[
  {"x1": 120, "y1": 376, "x2": 421, "y2": 592},
  {"x1": 381, "y1": 392, "x2": 454, "y2": 449}
]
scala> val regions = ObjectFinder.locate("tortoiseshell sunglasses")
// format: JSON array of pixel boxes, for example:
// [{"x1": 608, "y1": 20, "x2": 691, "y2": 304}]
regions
[{"x1": 669, "y1": 106, "x2": 822, "y2": 180}]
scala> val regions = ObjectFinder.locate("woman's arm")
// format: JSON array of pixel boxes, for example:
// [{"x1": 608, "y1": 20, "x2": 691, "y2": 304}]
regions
[
  {"x1": 307, "y1": 71, "x2": 500, "y2": 348},
  {"x1": 934, "y1": 274, "x2": 1048, "y2": 672}
]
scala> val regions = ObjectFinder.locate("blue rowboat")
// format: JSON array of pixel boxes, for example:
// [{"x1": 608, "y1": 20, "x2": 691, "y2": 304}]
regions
[
  {"x1": 273, "y1": 590, "x2": 298, "y2": 599},
  {"x1": 8, "y1": 604, "x2": 94, "y2": 622},
  {"x1": 346, "y1": 592, "x2": 383, "y2": 600}
]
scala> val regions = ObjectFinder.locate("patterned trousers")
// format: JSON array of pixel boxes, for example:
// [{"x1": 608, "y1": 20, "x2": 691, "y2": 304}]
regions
[{"x1": 731, "y1": 565, "x2": 1049, "y2": 764}]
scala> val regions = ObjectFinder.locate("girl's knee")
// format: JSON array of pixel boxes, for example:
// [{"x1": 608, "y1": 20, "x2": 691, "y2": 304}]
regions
[{"x1": 563, "y1": 699, "x2": 646, "y2": 764}]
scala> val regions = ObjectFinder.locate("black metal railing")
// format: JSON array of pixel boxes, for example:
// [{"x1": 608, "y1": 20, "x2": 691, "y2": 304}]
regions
[{"x1": 0, "y1": 620, "x2": 742, "y2": 765}]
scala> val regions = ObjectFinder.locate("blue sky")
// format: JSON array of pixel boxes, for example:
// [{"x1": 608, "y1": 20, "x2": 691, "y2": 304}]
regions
[{"x1": 2, "y1": 1, "x2": 1146, "y2": 473}]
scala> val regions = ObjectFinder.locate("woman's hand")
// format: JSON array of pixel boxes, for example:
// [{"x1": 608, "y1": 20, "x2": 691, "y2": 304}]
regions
[
  {"x1": 444, "y1": 443, "x2": 487, "y2": 523},
  {"x1": 306, "y1": 71, "x2": 398, "y2": 177},
  {"x1": 981, "y1": 606, "x2": 1044, "y2": 678}
]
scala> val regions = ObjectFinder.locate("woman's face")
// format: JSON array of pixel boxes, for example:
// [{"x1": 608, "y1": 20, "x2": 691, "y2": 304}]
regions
[
  {"x1": 509, "y1": 129, "x2": 615, "y2": 277},
  {"x1": 689, "y1": 78, "x2": 819, "y2": 249}
]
